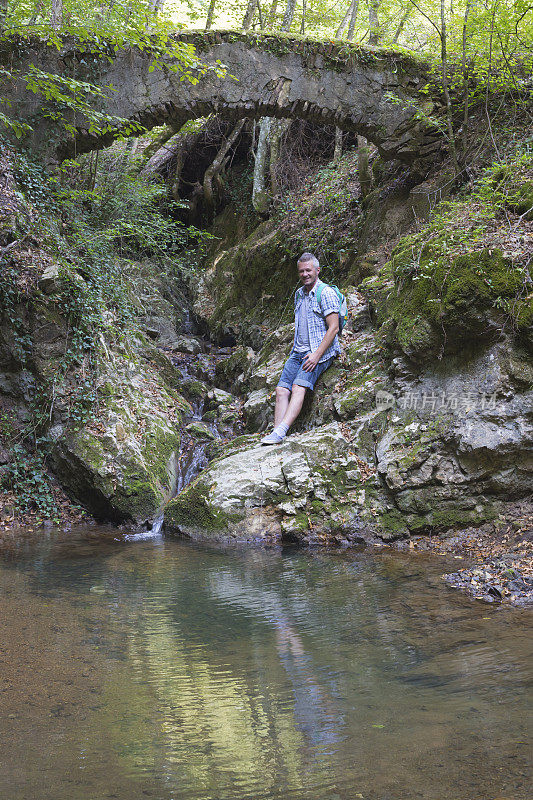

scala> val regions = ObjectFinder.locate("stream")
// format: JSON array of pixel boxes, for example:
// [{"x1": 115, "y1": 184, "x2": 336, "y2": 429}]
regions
[
  {"x1": 0, "y1": 527, "x2": 530, "y2": 800},
  {"x1": 167, "y1": 340, "x2": 243, "y2": 496}
]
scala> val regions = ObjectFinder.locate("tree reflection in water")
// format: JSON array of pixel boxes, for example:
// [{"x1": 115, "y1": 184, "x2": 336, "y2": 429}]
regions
[{"x1": 1, "y1": 532, "x2": 530, "y2": 800}]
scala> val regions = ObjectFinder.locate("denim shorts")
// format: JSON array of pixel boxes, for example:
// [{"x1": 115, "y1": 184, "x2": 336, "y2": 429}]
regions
[{"x1": 277, "y1": 350, "x2": 334, "y2": 391}]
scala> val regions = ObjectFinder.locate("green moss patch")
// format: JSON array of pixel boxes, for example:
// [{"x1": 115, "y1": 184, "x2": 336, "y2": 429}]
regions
[
  {"x1": 361, "y1": 152, "x2": 533, "y2": 359},
  {"x1": 164, "y1": 481, "x2": 239, "y2": 535}
]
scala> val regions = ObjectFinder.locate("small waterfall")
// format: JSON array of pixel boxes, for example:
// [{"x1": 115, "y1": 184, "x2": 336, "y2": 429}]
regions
[
  {"x1": 176, "y1": 443, "x2": 212, "y2": 494},
  {"x1": 151, "y1": 514, "x2": 164, "y2": 535},
  {"x1": 180, "y1": 305, "x2": 195, "y2": 334},
  {"x1": 124, "y1": 513, "x2": 164, "y2": 541},
  {"x1": 170, "y1": 343, "x2": 231, "y2": 495}
]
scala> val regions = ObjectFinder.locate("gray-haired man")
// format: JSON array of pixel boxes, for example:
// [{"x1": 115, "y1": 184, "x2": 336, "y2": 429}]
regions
[{"x1": 261, "y1": 252, "x2": 340, "y2": 445}]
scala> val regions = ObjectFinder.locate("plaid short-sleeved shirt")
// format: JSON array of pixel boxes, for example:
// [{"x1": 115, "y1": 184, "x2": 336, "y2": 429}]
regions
[{"x1": 293, "y1": 279, "x2": 341, "y2": 363}]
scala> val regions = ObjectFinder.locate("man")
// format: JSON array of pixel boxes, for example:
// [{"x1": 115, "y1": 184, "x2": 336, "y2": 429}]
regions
[{"x1": 261, "y1": 252, "x2": 340, "y2": 445}]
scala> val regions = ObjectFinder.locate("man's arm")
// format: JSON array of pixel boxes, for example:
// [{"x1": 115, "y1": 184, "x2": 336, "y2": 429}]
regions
[{"x1": 302, "y1": 312, "x2": 339, "y2": 371}]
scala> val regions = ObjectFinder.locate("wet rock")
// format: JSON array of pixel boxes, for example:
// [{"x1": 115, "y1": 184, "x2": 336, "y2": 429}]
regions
[
  {"x1": 164, "y1": 423, "x2": 382, "y2": 543},
  {"x1": 343, "y1": 291, "x2": 371, "y2": 333},
  {"x1": 179, "y1": 378, "x2": 209, "y2": 401},
  {"x1": 214, "y1": 346, "x2": 256, "y2": 392},
  {"x1": 444, "y1": 554, "x2": 533, "y2": 606},
  {"x1": 206, "y1": 387, "x2": 235, "y2": 408},
  {"x1": 243, "y1": 387, "x2": 272, "y2": 432},
  {"x1": 172, "y1": 335, "x2": 205, "y2": 355},
  {"x1": 185, "y1": 421, "x2": 216, "y2": 441}
]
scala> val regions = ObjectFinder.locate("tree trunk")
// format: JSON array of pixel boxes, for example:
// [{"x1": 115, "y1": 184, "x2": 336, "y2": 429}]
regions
[
  {"x1": 461, "y1": 0, "x2": 474, "y2": 153},
  {"x1": 0, "y1": 0, "x2": 8, "y2": 26},
  {"x1": 334, "y1": 128, "x2": 343, "y2": 164},
  {"x1": 103, "y1": 0, "x2": 116, "y2": 21},
  {"x1": 130, "y1": 137, "x2": 140, "y2": 159},
  {"x1": 141, "y1": 125, "x2": 180, "y2": 166},
  {"x1": 252, "y1": 117, "x2": 272, "y2": 215},
  {"x1": 205, "y1": 0, "x2": 216, "y2": 29},
  {"x1": 203, "y1": 120, "x2": 246, "y2": 212},
  {"x1": 242, "y1": 0, "x2": 256, "y2": 30},
  {"x1": 335, "y1": 0, "x2": 354, "y2": 38},
  {"x1": 251, "y1": 0, "x2": 296, "y2": 213},
  {"x1": 141, "y1": 120, "x2": 214, "y2": 194},
  {"x1": 440, "y1": 0, "x2": 459, "y2": 174},
  {"x1": 141, "y1": 133, "x2": 184, "y2": 175},
  {"x1": 28, "y1": 0, "x2": 44, "y2": 25},
  {"x1": 149, "y1": 0, "x2": 164, "y2": 14},
  {"x1": 346, "y1": 0, "x2": 359, "y2": 39},
  {"x1": 50, "y1": 0, "x2": 62, "y2": 29},
  {"x1": 267, "y1": 0, "x2": 278, "y2": 27},
  {"x1": 368, "y1": 0, "x2": 380, "y2": 45},
  {"x1": 392, "y1": 9, "x2": 410, "y2": 42},
  {"x1": 357, "y1": 136, "x2": 372, "y2": 198},
  {"x1": 269, "y1": 119, "x2": 291, "y2": 197},
  {"x1": 484, "y1": 0, "x2": 501, "y2": 158},
  {"x1": 300, "y1": 0, "x2": 307, "y2": 34},
  {"x1": 281, "y1": 0, "x2": 296, "y2": 30}
]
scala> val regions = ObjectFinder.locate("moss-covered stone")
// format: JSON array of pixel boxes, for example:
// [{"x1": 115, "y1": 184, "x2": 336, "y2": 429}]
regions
[
  {"x1": 377, "y1": 509, "x2": 409, "y2": 540},
  {"x1": 186, "y1": 420, "x2": 216, "y2": 440},
  {"x1": 506, "y1": 180, "x2": 533, "y2": 220},
  {"x1": 214, "y1": 345, "x2": 255, "y2": 390},
  {"x1": 164, "y1": 480, "x2": 240, "y2": 535},
  {"x1": 180, "y1": 378, "x2": 209, "y2": 399},
  {"x1": 378, "y1": 247, "x2": 527, "y2": 358}
]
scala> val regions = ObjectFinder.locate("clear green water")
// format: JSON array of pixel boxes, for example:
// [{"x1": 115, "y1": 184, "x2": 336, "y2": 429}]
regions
[{"x1": 0, "y1": 528, "x2": 531, "y2": 800}]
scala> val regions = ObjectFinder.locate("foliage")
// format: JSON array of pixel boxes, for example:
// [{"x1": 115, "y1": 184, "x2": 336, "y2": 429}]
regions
[
  {"x1": 273, "y1": 148, "x2": 363, "y2": 271},
  {"x1": 0, "y1": 412, "x2": 59, "y2": 520},
  {"x1": 1, "y1": 137, "x2": 207, "y2": 458},
  {"x1": 1, "y1": 442, "x2": 59, "y2": 519},
  {"x1": 393, "y1": 148, "x2": 533, "y2": 277},
  {"x1": 0, "y1": 0, "x2": 225, "y2": 141},
  {"x1": 174, "y1": 0, "x2": 532, "y2": 81}
]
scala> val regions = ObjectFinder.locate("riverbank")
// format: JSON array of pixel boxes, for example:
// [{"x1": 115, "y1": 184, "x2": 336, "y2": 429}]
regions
[
  {"x1": 402, "y1": 499, "x2": 533, "y2": 607},
  {"x1": 0, "y1": 484, "x2": 91, "y2": 533}
]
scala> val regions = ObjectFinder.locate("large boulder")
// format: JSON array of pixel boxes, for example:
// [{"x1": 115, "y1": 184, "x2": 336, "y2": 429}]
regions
[
  {"x1": 164, "y1": 422, "x2": 385, "y2": 544},
  {"x1": 371, "y1": 339, "x2": 533, "y2": 537},
  {"x1": 165, "y1": 329, "x2": 533, "y2": 544},
  {"x1": 51, "y1": 346, "x2": 191, "y2": 525}
]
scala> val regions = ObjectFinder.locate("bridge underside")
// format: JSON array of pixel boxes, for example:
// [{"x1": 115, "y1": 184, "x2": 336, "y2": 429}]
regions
[{"x1": 3, "y1": 32, "x2": 444, "y2": 169}]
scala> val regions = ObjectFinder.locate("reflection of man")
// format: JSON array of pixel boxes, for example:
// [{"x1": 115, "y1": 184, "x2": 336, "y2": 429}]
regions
[{"x1": 261, "y1": 253, "x2": 341, "y2": 445}]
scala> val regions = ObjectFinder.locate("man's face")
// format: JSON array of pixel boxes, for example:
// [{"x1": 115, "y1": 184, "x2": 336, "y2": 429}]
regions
[{"x1": 297, "y1": 260, "x2": 319, "y2": 290}]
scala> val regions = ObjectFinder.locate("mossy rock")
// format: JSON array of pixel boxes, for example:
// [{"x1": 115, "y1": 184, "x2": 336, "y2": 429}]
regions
[
  {"x1": 377, "y1": 509, "x2": 409, "y2": 540},
  {"x1": 512, "y1": 296, "x2": 533, "y2": 335},
  {"x1": 506, "y1": 180, "x2": 533, "y2": 220},
  {"x1": 382, "y1": 247, "x2": 526, "y2": 359},
  {"x1": 164, "y1": 480, "x2": 240, "y2": 537},
  {"x1": 358, "y1": 268, "x2": 393, "y2": 325},
  {"x1": 180, "y1": 378, "x2": 209, "y2": 400},
  {"x1": 214, "y1": 345, "x2": 255, "y2": 390}
]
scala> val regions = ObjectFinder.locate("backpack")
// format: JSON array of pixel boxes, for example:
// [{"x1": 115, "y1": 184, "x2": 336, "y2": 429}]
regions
[{"x1": 316, "y1": 283, "x2": 348, "y2": 335}]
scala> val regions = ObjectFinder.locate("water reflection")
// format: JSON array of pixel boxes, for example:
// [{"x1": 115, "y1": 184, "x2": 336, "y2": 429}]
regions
[{"x1": 0, "y1": 529, "x2": 531, "y2": 800}]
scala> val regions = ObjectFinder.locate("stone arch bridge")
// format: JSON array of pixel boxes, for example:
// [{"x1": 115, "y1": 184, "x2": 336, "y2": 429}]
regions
[{"x1": 3, "y1": 31, "x2": 442, "y2": 166}]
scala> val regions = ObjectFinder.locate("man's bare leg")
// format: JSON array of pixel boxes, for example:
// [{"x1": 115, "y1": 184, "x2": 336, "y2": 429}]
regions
[
  {"x1": 274, "y1": 387, "x2": 291, "y2": 427},
  {"x1": 262, "y1": 384, "x2": 308, "y2": 445},
  {"x1": 280, "y1": 384, "x2": 306, "y2": 428}
]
